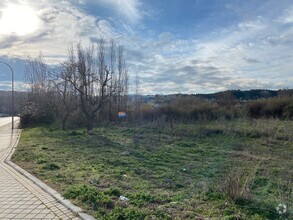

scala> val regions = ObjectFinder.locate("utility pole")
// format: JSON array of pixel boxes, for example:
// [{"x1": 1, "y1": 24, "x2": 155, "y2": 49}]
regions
[{"x1": 0, "y1": 61, "x2": 14, "y2": 129}]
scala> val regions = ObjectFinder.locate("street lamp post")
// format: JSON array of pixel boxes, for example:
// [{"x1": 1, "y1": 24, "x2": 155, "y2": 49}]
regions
[{"x1": 0, "y1": 61, "x2": 14, "y2": 129}]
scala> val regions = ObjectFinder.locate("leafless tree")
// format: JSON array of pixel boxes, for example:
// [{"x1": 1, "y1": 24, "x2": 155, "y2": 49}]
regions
[
  {"x1": 116, "y1": 46, "x2": 129, "y2": 112},
  {"x1": 66, "y1": 40, "x2": 124, "y2": 132},
  {"x1": 134, "y1": 72, "x2": 141, "y2": 121},
  {"x1": 22, "y1": 40, "x2": 129, "y2": 128},
  {"x1": 25, "y1": 52, "x2": 48, "y2": 94},
  {"x1": 23, "y1": 53, "x2": 55, "y2": 124},
  {"x1": 216, "y1": 91, "x2": 235, "y2": 107},
  {"x1": 50, "y1": 64, "x2": 77, "y2": 130},
  {"x1": 106, "y1": 39, "x2": 116, "y2": 121},
  {"x1": 103, "y1": 44, "x2": 129, "y2": 122}
]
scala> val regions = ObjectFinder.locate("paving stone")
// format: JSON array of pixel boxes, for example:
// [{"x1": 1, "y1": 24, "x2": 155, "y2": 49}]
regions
[
  {"x1": 12, "y1": 213, "x2": 27, "y2": 219},
  {"x1": 23, "y1": 213, "x2": 37, "y2": 219},
  {"x1": 0, "y1": 118, "x2": 81, "y2": 220},
  {"x1": 3, "y1": 213, "x2": 17, "y2": 218}
]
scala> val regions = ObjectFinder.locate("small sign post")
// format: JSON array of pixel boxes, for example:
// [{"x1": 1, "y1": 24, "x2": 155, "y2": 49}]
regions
[{"x1": 118, "y1": 111, "x2": 126, "y2": 122}]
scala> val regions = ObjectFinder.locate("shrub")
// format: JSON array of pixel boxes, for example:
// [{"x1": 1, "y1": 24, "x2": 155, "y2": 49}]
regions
[
  {"x1": 246, "y1": 97, "x2": 293, "y2": 119},
  {"x1": 64, "y1": 184, "x2": 100, "y2": 204},
  {"x1": 108, "y1": 207, "x2": 171, "y2": 220},
  {"x1": 109, "y1": 207, "x2": 148, "y2": 220},
  {"x1": 64, "y1": 184, "x2": 114, "y2": 210},
  {"x1": 222, "y1": 169, "x2": 251, "y2": 202},
  {"x1": 128, "y1": 192, "x2": 157, "y2": 207},
  {"x1": 105, "y1": 188, "x2": 121, "y2": 197},
  {"x1": 42, "y1": 162, "x2": 60, "y2": 170},
  {"x1": 20, "y1": 101, "x2": 55, "y2": 127}
]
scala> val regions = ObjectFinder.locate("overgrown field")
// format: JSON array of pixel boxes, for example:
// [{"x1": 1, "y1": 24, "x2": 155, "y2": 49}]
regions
[{"x1": 12, "y1": 119, "x2": 292, "y2": 219}]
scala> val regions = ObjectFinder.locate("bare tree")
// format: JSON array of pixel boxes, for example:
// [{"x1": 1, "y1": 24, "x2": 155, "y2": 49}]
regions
[
  {"x1": 116, "y1": 46, "x2": 129, "y2": 113},
  {"x1": 66, "y1": 40, "x2": 117, "y2": 132},
  {"x1": 22, "y1": 40, "x2": 129, "y2": 128},
  {"x1": 25, "y1": 52, "x2": 48, "y2": 94},
  {"x1": 23, "y1": 53, "x2": 55, "y2": 125},
  {"x1": 134, "y1": 72, "x2": 141, "y2": 121},
  {"x1": 216, "y1": 91, "x2": 235, "y2": 107},
  {"x1": 107, "y1": 39, "x2": 117, "y2": 121},
  {"x1": 50, "y1": 64, "x2": 77, "y2": 130}
]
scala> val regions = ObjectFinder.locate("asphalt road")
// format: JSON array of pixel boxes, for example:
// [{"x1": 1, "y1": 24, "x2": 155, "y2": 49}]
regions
[
  {"x1": 0, "y1": 117, "x2": 19, "y2": 158},
  {"x1": 0, "y1": 117, "x2": 19, "y2": 128}
]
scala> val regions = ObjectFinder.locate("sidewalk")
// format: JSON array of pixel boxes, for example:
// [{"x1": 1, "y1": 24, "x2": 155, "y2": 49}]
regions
[{"x1": 0, "y1": 118, "x2": 82, "y2": 220}]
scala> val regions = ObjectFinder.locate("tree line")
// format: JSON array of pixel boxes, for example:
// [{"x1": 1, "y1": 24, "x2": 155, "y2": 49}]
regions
[
  {"x1": 19, "y1": 38, "x2": 293, "y2": 131},
  {"x1": 22, "y1": 39, "x2": 129, "y2": 132}
]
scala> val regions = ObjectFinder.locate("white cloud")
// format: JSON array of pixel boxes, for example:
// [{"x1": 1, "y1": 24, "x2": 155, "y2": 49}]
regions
[
  {"x1": 0, "y1": 81, "x2": 28, "y2": 91},
  {"x1": 279, "y1": 6, "x2": 293, "y2": 24},
  {"x1": 0, "y1": 0, "x2": 292, "y2": 93},
  {"x1": 94, "y1": 0, "x2": 143, "y2": 24},
  {"x1": 0, "y1": 0, "x2": 119, "y2": 63},
  {"x1": 125, "y1": 7, "x2": 293, "y2": 94}
]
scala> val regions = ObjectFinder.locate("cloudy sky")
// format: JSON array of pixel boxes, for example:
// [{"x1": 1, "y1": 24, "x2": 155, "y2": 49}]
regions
[{"x1": 0, "y1": 0, "x2": 292, "y2": 94}]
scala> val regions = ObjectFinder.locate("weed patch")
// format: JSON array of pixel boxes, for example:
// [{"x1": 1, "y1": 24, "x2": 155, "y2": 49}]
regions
[{"x1": 12, "y1": 120, "x2": 293, "y2": 219}]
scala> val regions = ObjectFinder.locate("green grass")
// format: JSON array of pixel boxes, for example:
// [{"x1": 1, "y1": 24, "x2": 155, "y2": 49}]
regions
[{"x1": 12, "y1": 119, "x2": 292, "y2": 219}]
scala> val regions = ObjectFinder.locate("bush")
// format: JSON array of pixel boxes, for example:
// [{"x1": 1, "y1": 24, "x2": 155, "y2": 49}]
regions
[
  {"x1": 105, "y1": 188, "x2": 121, "y2": 197},
  {"x1": 135, "y1": 95, "x2": 293, "y2": 124},
  {"x1": 108, "y1": 207, "x2": 171, "y2": 220},
  {"x1": 42, "y1": 162, "x2": 60, "y2": 170},
  {"x1": 64, "y1": 184, "x2": 100, "y2": 204},
  {"x1": 64, "y1": 184, "x2": 114, "y2": 210},
  {"x1": 222, "y1": 169, "x2": 251, "y2": 202},
  {"x1": 109, "y1": 207, "x2": 148, "y2": 220},
  {"x1": 128, "y1": 192, "x2": 157, "y2": 207},
  {"x1": 246, "y1": 97, "x2": 293, "y2": 119},
  {"x1": 20, "y1": 101, "x2": 55, "y2": 127}
]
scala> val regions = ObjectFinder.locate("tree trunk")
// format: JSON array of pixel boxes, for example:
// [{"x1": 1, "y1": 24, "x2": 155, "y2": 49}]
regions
[
  {"x1": 61, "y1": 115, "x2": 68, "y2": 130},
  {"x1": 86, "y1": 117, "x2": 94, "y2": 133},
  {"x1": 61, "y1": 120, "x2": 66, "y2": 130}
]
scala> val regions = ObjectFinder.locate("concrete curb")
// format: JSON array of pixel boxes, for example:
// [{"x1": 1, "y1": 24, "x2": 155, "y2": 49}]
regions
[{"x1": 4, "y1": 127, "x2": 96, "y2": 220}]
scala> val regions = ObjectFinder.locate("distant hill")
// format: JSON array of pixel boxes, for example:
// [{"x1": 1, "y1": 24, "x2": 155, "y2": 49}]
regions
[
  {"x1": 0, "y1": 90, "x2": 26, "y2": 114},
  {"x1": 1, "y1": 89, "x2": 292, "y2": 114},
  {"x1": 136, "y1": 89, "x2": 293, "y2": 106},
  {"x1": 195, "y1": 89, "x2": 292, "y2": 100}
]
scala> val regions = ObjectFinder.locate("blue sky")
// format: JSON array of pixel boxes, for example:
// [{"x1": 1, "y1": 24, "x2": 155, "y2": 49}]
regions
[{"x1": 0, "y1": 0, "x2": 292, "y2": 94}]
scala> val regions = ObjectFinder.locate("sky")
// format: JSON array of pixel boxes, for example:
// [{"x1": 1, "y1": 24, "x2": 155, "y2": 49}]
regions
[{"x1": 0, "y1": 0, "x2": 292, "y2": 94}]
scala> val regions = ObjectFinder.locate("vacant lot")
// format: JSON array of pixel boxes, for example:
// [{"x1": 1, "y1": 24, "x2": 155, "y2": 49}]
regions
[{"x1": 12, "y1": 119, "x2": 292, "y2": 219}]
